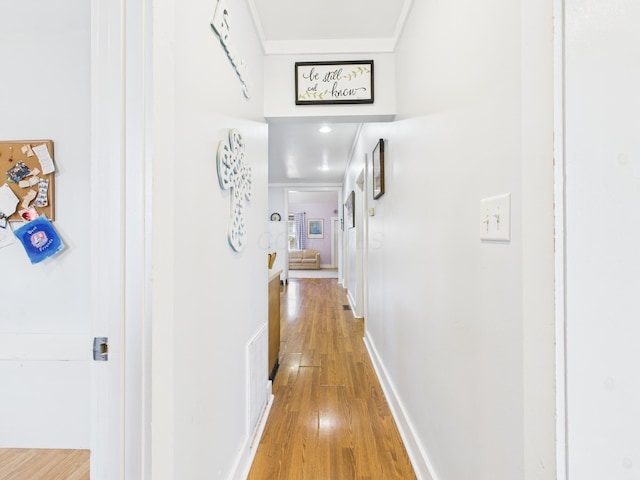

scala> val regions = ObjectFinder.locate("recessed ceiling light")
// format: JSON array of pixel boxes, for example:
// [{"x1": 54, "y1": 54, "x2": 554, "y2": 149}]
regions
[{"x1": 319, "y1": 126, "x2": 332, "y2": 133}]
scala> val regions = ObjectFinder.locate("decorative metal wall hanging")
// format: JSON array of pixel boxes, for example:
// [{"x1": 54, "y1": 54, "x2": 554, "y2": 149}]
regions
[
  {"x1": 217, "y1": 129, "x2": 252, "y2": 252},
  {"x1": 210, "y1": 0, "x2": 251, "y2": 99}
]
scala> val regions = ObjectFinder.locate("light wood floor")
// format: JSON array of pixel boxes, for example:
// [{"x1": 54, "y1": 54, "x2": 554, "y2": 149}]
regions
[
  {"x1": 0, "y1": 448, "x2": 89, "y2": 480},
  {"x1": 249, "y1": 278, "x2": 416, "y2": 480}
]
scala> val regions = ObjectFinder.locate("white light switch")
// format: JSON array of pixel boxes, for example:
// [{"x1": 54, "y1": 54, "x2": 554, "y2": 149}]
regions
[{"x1": 480, "y1": 193, "x2": 511, "y2": 241}]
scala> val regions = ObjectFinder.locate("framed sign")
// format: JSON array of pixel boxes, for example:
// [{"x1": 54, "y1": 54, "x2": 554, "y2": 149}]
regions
[
  {"x1": 372, "y1": 138, "x2": 385, "y2": 199},
  {"x1": 295, "y1": 60, "x2": 374, "y2": 105}
]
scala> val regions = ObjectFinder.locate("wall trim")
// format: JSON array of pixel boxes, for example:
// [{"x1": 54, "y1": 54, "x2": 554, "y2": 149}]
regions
[
  {"x1": 245, "y1": 0, "x2": 267, "y2": 54},
  {"x1": 553, "y1": 0, "x2": 568, "y2": 477},
  {"x1": 346, "y1": 290, "x2": 362, "y2": 319},
  {"x1": 343, "y1": 123, "x2": 365, "y2": 187},
  {"x1": 230, "y1": 389, "x2": 274, "y2": 480},
  {"x1": 246, "y1": 323, "x2": 269, "y2": 438},
  {"x1": 391, "y1": 0, "x2": 415, "y2": 50},
  {"x1": 363, "y1": 332, "x2": 438, "y2": 480}
]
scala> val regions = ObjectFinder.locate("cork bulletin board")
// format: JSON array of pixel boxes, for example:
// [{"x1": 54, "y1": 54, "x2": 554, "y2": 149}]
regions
[{"x1": 0, "y1": 140, "x2": 55, "y2": 221}]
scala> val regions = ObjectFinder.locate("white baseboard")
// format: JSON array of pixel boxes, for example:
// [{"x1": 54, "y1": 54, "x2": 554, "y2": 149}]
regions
[
  {"x1": 320, "y1": 264, "x2": 336, "y2": 269},
  {"x1": 346, "y1": 290, "x2": 363, "y2": 319},
  {"x1": 230, "y1": 387, "x2": 274, "y2": 480},
  {"x1": 363, "y1": 333, "x2": 439, "y2": 480}
]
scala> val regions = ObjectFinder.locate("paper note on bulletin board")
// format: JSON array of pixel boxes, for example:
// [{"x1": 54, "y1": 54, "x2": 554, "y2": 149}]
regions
[{"x1": 0, "y1": 140, "x2": 55, "y2": 221}]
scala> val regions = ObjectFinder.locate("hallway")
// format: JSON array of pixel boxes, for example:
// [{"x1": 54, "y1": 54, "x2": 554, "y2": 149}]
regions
[{"x1": 248, "y1": 279, "x2": 416, "y2": 479}]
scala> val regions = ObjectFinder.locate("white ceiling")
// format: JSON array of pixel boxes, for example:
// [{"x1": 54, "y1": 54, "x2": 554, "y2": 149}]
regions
[
  {"x1": 249, "y1": 0, "x2": 413, "y2": 185},
  {"x1": 268, "y1": 122, "x2": 360, "y2": 184},
  {"x1": 250, "y1": 0, "x2": 409, "y2": 50}
]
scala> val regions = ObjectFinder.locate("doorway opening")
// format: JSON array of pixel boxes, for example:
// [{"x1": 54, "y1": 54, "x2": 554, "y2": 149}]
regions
[{"x1": 286, "y1": 188, "x2": 341, "y2": 280}]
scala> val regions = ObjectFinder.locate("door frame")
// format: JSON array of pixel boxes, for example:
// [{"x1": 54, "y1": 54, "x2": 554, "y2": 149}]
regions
[
  {"x1": 284, "y1": 187, "x2": 343, "y2": 277},
  {"x1": 553, "y1": 0, "x2": 568, "y2": 477},
  {"x1": 354, "y1": 168, "x2": 366, "y2": 320},
  {"x1": 90, "y1": 0, "x2": 152, "y2": 477},
  {"x1": 330, "y1": 217, "x2": 339, "y2": 267}
]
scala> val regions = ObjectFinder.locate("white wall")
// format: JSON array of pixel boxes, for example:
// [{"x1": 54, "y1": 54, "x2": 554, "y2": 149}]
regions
[
  {"x1": 267, "y1": 187, "x2": 287, "y2": 277},
  {"x1": 288, "y1": 197, "x2": 338, "y2": 266},
  {"x1": 341, "y1": 161, "x2": 365, "y2": 316},
  {"x1": 345, "y1": 1, "x2": 555, "y2": 479},
  {"x1": 268, "y1": 186, "x2": 286, "y2": 218},
  {"x1": 152, "y1": 0, "x2": 269, "y2": 478},
  {"x1": 0, "y1": 0, "x2": 91, "y2": 449},
  {"x1": 564, "y1": 1, "x2": 640, "y2": 478},
  {"x1": 264, "y1": 53, "x2": 396, "y2": 122}
]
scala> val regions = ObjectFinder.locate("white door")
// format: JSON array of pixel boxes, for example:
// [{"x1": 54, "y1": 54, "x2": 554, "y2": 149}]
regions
[
  {"x1": 354, "y1": 169, "x2": 365, "y2": 318},
  {"x1": 561, "y1": 2, "x2": 640, "y2": 479},
  {"x1": 331, "y1": 217, "x2": 339, "y2": 267}
]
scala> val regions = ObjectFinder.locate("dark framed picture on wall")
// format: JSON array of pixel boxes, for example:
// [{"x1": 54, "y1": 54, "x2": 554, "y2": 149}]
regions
[
  {"x1": 295, "y1": 60, "x2": 374, "y2": 105},
  {"x1": 372, "y1": 138, "x2": 385, "y2": 199},
  {"x1": 344, "y1": 190, "x2": 355, "y2": 228}
]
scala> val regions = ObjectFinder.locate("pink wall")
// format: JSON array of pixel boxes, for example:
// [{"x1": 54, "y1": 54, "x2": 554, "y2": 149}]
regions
[{"x1": 289, "y1": 201, "x2": 338, "y2": 266}]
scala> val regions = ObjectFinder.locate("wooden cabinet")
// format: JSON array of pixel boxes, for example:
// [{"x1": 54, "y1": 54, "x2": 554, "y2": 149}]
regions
[{"x1": 268, "y1": 270, "x2": 281, "y2": 380}]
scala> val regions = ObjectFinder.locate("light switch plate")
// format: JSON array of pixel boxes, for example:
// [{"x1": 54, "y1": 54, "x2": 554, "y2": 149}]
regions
[{"x1": 480, "y1": 193, "x2": 511, "y2": 241}]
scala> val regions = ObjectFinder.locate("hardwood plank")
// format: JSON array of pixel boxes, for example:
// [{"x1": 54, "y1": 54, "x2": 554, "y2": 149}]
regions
[
  {"x1": 248, "y1": 278, "x2": 416, "y2": 479},
  {"x1": 0, "y1": 449, "x2": 89, "y2": 480}
]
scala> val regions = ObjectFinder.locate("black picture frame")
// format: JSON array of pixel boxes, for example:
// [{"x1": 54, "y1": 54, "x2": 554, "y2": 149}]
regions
[
  {"x1": 344, "y1": 190, "x2": 355, "y2": 228},
  {"x1": 372, "y1": 138, "x2": 385, "y2": 199},
  {"x1": 295, "y1": 60, "x2": 374, "y2": 105}
]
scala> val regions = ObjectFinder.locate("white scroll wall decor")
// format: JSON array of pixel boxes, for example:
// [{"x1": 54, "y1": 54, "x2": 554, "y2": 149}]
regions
[
  {"x1": 217, "y1": 129, "x2": 252, "y2": 252},
  {"x1": 210, "y1": 0, "x2": 251, "y2": 99}
]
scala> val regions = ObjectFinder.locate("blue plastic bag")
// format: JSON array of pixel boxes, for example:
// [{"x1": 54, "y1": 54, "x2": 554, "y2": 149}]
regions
[{"x1": 14, "y1": 215, "x2": 64, "y2": 264}]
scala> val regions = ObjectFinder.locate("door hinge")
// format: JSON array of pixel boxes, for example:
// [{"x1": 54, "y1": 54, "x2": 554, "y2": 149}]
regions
[{"x1": 93, "y1": 337, "x2": 109, "y2": 361}]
